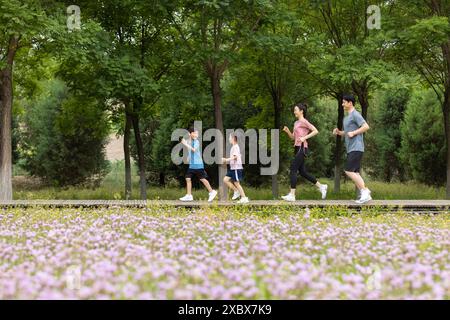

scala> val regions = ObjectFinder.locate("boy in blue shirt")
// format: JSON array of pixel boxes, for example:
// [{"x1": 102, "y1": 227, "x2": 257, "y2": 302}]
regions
[{"x1": 179, "y1": 127, "x2": 218, "y2": 202}]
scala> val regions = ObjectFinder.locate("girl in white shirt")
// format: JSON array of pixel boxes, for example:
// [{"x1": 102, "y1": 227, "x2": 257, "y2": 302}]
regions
[{"x1": 222, "y1": 134, "x2": 249, "y2": 204}]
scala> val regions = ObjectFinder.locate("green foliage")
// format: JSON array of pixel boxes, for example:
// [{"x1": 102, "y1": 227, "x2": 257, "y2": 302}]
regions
[
  {"x1": 4, "y1": 0, "x2": 450, "y2": 196},
  {"x1": 304, "y1": 0, "x2": 394, "y2": 95},
  {"x1": 0, "y1": 0, "x2": 49, "y2": 55},
  {"x1": 21, "y1": 79, "x2": 111, "y2": 187},
  {"x1": 173, "y1": 0, "x2": 274, "y2": 65},
  {"x1": 401, "y1": 16, "x2": 450, "y2": 48},
  {"x1": 129, "y1": 60, "x2": 216, "y2": 187},
  {"x1": 369, "y1": 82, "x2": 412, "y2": 182},
  {"x1": 304, "y1": 99, "x2": 335, "y2": 178},
  {"x1": 12, "y1": 173, "x2": 446, "y2": 200},
  {"x1": 399, "y1": 89, "x2": 446, "y2": 185},
  {"x1": 391, "y1": 1, "x2": 450, "y2": 105}
]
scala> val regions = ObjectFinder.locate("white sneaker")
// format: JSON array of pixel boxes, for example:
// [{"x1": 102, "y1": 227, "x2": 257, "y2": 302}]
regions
[
  {"x1": 319, "y1": 184, "x2": 328, "y2": 200},
  {"x1": 281, "y1": 193, "x2": 296, "y2": 202},
  {"x1": 238, "y1": 197, "x2": 249, "y2": 204},
  {"x1": 208, "y1": 190, "x2": 218, "y2": 202},
  {"x1": 179, "y1": 194, "x2": 193, "y2": 202},
  {"x1": 232, "y1": 191, "x2": 241, "y2": 201},
  {"x1": 355, "y1": 189, "x2": 372, "y2": 204},
  {"x1": 356, "y1": 189, "x2": 361, "y2": 201}
]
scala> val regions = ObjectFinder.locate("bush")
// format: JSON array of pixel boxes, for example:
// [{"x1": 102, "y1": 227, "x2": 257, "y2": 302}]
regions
[
  {"x1": 21, "y1": 79, "x2": 111, "y2": 187},
  {"x1": 369, "y1": 87, "x2": 410, "y2": 182},
  {"x1": 304, "y1": 98, "x2": 335, "y2": 179},
  {"x1": 399, "y1": 88, "x2": 446, "y2": 185}
]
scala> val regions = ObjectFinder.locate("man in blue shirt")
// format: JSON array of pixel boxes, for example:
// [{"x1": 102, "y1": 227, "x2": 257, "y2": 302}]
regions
[
  {"x1": 333, "y1": 94, "x2": 372, "y2": 204},
  {"x1": 179, "y1": 127, "x2": 218, "y2": 202}
]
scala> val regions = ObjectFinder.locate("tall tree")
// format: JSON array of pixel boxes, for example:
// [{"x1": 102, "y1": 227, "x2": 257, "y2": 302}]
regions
[
  {"x1": 228, "y1": 2, "x2": 318, "y2": 198},
  {"x1": 393, "y1": 0, "x2": 450, "y2": 197},
  {"x1": 0, "y1": 0, "x2": 48, "y2": 200},
  {"x1": 58, "y1": 0, "x2": 174, "y2": 199},
  {"x1": 304, "y1": 0, "x2": 391, "y2": 192},
  {"x1": 169, "y1": 0, "x2": 271, "y2": 200},
  {"x1": 250, "y1": 3, "x2": 313, "y2": 198},
  {"x1": 368, "y1": 74, "x2": 414, "y2": 182}
]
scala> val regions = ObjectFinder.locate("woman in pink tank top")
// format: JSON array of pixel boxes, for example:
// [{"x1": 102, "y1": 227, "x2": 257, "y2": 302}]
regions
[{"x1": 282, "y1": 103, "x2": 328, "y2": 202}]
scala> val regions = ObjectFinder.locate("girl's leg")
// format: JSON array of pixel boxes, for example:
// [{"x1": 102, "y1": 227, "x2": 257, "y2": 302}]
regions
[
  {"x1": 298, "y1": 150, "x2": 318, "y2": 185},
  {"x1": 298, "y1": 150, "x2": 327, "y2": 195},
  {"x1": 199, "y1": 178, "x2": 213, "y2": 193},
  {"x1": 233, "y1": 182, "x2": 246, "y2": 198},
  {"x1": 223, "y1": 176, "x2": 237, "y2": 192},
  {"x1": 289, "y1": 149, "x2": 302, "y2": 195}
]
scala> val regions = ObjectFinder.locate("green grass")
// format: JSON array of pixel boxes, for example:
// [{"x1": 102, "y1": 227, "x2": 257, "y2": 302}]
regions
[{"x1": 12, "y1": 160, "x2": 446, "y2": 200}]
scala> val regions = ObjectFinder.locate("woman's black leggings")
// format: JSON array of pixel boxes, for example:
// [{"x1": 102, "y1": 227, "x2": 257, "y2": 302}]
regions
[{"x1": 290, "y1": 146, "x2": 318, "y2": 189}]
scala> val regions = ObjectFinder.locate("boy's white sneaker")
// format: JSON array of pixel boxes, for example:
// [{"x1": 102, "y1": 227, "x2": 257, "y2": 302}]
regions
[
  {"x1": 232, "y1": 191, "x2": 241, "y2": 200},
  {"x1": 208, "y1": 190, "x2": 218, "y2": 202},
  {"x1": 319, "y1": 184, "x2": 328, "y2": 200},
  {"x1": 355, "y1": 189, "x2": 372, "y2": 204},
  {"x1": 179, "y1": 194, "x2": 193, "y2": 202},
  {"x1": 281, "y1": 193, "x2": 296, "y2": 202},
  {"x1": 238, "y1": 197, "x2": 249, "y2": 204}
]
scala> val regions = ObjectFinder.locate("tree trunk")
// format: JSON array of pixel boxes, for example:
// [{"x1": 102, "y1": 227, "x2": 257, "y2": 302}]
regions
[
  {"x1": 384, "y1": 163, "x2": 392, "y2": 183},
  {"x1": 0, "y1": 70, "x2": 13, "y2": 201},
  {"x1": 210, "y1": 69, "x2": 227, "y2": 201},
  {"x1": 159, "y1": 172, "x2": 165, "y2": 187},
  {"x1": 124, "y1": 109, "x2": 132, "y2": 200},
  {"x1": 334, "y1": 93, "x2": 344, "y2": 193},
  {"x1": 444, "y1": 91, "x2": 450, "y2": 199},
  {"x1": 271, "y1": 175, "x2": 278, "y2": 199},
  {"x1": 442, "y1": 41, "x2": 450, "y2": 199},
  {"x1": 131, "y1": 113, "x2": 147, "y2": 200},
  {"x1": 353, "y1": 82, "x2": 369, "y2": 120},
  {"x1": 426, "y1": 2, "x2": 450, "y2": 198},
  {"x1": 0, "y1": 36, "x2": 18, "y2": 201},
  {"x1": 271, "y1": 95, "x2": 282, "y2": 199}
]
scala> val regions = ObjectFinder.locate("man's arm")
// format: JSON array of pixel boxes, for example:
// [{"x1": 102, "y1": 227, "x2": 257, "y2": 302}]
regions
[
  {"x1": 333, "y1": 128, "x2": 345, "y2": 136},
  {"x1": 348, "y1": 122, "x2": 370, "y2": 138},
  {"x1": 348, "y1": 112, "x2": 370, "y2": 138}
]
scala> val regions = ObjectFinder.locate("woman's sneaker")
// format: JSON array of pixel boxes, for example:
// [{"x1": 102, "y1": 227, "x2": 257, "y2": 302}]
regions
[
  {"x1": 355, "y1": 189, "x2": 372, "y2": 204},
  {"x1": 319, "y1": 184, "x2": 328, "y2": 200},
  {"x1": 208, "y1": 190, "x2": 218, "y2": 202},
  {"x1": 281, "y1": 193, "x2": 296, "y2": 202},
  {"x1": 179, "y1": 194, "x2": 193, "y2": 202},
  {"x1": 232, "y1": 191, "x2": 241, "y2": 200},
  {"x1": 238, "y1": 197, "x2": 249, "y2": 204}
]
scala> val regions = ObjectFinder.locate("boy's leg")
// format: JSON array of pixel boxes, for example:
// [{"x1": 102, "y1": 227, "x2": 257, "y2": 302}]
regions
[
  {"x1": 186, "y1": 178, "x2": 192, "y2": 195},
  {"x1": 200, "y1": 178, "x2": 213, "y2": 193},
  {"x1": 180, "y1": 175, "x2": 194, "y2": 201},
  {"x1": 233, "y1": 182, "x2": 246, "y2": 198}
]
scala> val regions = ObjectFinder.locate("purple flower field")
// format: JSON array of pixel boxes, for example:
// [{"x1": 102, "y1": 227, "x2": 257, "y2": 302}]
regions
[{"x1": 0, "y1": 206, "x2": 448, "y2": 299}]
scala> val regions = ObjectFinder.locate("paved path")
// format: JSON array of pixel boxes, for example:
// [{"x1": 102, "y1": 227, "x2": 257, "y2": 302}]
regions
[{"x1": 0, "y1": 200, "x2": 449, "y2": 212}]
